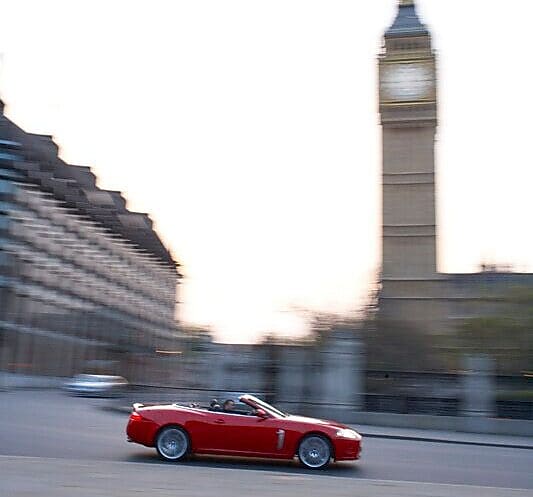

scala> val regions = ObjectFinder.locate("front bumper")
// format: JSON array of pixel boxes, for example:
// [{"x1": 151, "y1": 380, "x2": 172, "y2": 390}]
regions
[{"x1": 334, "y1": 438, "x2": 362, "y2": 461}]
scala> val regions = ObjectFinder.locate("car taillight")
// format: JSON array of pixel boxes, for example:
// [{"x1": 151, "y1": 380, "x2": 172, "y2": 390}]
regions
[{"x1": 130, "y1": 411, "x2": 142, "y2": 421}]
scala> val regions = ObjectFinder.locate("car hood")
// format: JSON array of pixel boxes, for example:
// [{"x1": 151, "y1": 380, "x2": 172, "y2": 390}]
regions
[{"x1": 285, "y1": 414, "x2": 351, "y2": 430}]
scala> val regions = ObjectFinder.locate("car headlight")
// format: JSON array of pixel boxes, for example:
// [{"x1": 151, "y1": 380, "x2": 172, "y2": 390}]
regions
[{"x1": 336, "y1": 429, "x2": 360, "y2": 440}]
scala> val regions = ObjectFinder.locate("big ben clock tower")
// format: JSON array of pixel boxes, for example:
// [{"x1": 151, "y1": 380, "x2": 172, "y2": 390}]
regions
[{"x1": 378, "y1": 0, "x2": 445, "y2": 330}]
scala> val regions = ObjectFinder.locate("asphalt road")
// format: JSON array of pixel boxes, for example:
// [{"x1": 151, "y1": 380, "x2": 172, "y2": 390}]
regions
[{"x1": 1, "y1": 390, "x2": 532, "y2": 496}]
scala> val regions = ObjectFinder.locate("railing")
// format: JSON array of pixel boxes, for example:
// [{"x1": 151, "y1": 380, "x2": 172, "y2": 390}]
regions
[
  {"x1": 364, "y1": 370, "x2": 533, "y2": 419},
  {"x1": 364, "y1": 394, "x2": 459, "y2": 416},
  {"x1": 364, "y1": 394, "x2": 533, "y2": 420},
  {"x1": 496, "y1": 400, "x2": 533, "y2": 420}
]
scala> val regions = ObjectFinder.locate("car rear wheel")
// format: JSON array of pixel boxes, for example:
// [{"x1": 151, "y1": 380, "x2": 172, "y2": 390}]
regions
[
  {"x1": 298, "y1": 434, "x2": 332, "y2": 469},
  {"x1": 155, "y1": 426, "x2": 190, "y2": 462}
]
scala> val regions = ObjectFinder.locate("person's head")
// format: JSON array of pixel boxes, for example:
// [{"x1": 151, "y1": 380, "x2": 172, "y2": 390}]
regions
[
  {"x1": 210, "y1": 399, "x2": 219, "y2": 408},
  {"x1": 223, "y1": 399, "x2": 235, "y2": 411}
]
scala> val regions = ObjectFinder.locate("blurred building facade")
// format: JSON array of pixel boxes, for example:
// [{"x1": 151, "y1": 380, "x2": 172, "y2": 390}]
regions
[
  {"x1": 378, "y1": 1, "x2": 533, "y2": 334},
  {"x1": 0, "y1": 98, "x2": 182, "y2": 380}
]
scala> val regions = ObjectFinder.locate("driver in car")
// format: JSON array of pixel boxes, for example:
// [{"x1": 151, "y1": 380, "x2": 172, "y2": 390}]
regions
[{"x1": 222, "y1": 399, "x2": 251, "y2": 415}]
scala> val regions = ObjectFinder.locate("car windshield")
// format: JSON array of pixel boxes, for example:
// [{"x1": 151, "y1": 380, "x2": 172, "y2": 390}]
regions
[
  {"x1": 242, "y1": 395, "x2": 287, "y2": 418},
  {"x1": 75, "y1": 374, "x2": 97, "y2": 381},
  {"x1": 75, "y1": 375, "x2": 117, "y2": 382}
]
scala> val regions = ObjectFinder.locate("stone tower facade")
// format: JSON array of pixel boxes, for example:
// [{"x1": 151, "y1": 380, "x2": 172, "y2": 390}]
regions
[{"x1": 378, "y1": 0, "x2": 446, "y2": 331}]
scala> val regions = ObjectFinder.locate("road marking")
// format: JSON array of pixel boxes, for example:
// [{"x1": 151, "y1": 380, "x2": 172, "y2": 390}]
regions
[{"x1": 0, "y1": 454, "x2": 531, "y2": 492}]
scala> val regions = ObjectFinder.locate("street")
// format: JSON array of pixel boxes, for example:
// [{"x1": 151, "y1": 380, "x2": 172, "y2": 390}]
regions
[{"x1": 1, "y1": 391, "x2": 532, "y2": 496}]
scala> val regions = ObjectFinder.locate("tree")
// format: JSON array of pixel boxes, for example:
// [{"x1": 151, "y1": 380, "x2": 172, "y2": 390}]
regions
[{"x1": 456, "y1": 286, "x2": 533, "y2": 374}]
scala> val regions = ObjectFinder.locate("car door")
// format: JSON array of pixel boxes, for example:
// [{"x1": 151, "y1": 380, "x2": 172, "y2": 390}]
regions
[
  {"x1": 207, "y1": 412, "x2": 288, "y2": 457},
  {"x1": 197, "y1": 410, "x2": 242, "y2": 453},
  {"x1": 184, "y1": 409, "x2": 225, "y2": 453}
]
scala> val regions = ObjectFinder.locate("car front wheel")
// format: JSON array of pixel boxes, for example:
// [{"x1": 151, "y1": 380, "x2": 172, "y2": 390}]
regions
[
  {"x1": 298, "y1": 434, "x2": 332, "y2": 469},
  {"x1": 155, "y1": 426, "x2": 190, "y2": 462}
]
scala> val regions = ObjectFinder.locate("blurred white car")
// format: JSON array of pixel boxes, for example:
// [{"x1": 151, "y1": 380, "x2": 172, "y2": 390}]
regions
[{"x1": 64, "y1": 374, "x2": 128, "y2": 397}]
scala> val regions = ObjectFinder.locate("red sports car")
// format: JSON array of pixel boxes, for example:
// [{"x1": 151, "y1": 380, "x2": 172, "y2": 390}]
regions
[{"x1": 126, "y1": 394, "x2": 362, "y2": 469}]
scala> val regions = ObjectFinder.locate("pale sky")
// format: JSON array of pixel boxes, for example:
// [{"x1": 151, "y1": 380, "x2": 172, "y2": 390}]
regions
[{"x1": 0, "y1": 1, "x2": 532, "y2": 343}]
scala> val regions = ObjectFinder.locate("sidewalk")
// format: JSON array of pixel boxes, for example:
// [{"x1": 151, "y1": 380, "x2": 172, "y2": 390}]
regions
[{"x1": 352, "y1": 424, "x2": 533, "y2": 450}]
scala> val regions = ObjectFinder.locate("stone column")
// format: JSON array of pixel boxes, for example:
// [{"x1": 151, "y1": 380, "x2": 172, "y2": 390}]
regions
[
  {"x1": 0, "y1": 330, "x2": 13, "y2": 390},
  {"x1": 0, "y1": 288, "x2": 16, "y2": 379},
  {"x1": 316, "y1": 333, "x2": 364, "y2": 421},
  {"x1": 276, "y1": 346, "x2": 308, "y2": 413},
  {"x1": 460, "y1": 354, "x2": 495, "y2": 417},
  {"x1": 201, "y1": 341, "x2": 228, "y2": 397}
]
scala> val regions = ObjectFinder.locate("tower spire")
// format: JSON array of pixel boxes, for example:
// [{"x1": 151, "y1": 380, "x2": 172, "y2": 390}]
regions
[{"x1": 386, "y1": 0, "x2": 427, "y2": 37}]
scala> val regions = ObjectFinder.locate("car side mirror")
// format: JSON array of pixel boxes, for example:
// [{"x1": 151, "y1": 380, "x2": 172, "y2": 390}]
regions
[{"x1": 256, "y1": 408, "x2": 268, "y2": 418}]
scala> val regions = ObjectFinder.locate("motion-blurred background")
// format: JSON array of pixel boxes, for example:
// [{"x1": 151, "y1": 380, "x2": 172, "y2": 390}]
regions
[{"x1": 0, "y1": 0, "x2": 532, "y2": 428}]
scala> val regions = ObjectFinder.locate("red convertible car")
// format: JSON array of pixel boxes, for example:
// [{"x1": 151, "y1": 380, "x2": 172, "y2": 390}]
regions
[{"x1": 126, "y1": 394, "x2": 361, "y2": 469}]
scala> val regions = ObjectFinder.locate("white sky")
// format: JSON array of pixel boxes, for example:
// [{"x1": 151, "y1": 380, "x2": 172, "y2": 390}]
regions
[{"x1": 0, "y1": 1, "x2": 532, "y2": 343}]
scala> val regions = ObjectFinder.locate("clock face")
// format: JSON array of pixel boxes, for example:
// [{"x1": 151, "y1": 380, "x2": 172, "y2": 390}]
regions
[{"x1": 381, "y1": 63, "x2": 433, "y2": 101}]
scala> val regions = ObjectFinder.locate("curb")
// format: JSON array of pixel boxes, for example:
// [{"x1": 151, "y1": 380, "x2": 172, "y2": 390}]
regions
[{"x1": 359, "y1": 433, "x2": 533, "y2": 450}]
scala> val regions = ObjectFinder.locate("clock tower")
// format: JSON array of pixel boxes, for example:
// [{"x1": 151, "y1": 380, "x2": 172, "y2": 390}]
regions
[{"x1": 378, "y1": 0, "x2": 445, "y2": 330}]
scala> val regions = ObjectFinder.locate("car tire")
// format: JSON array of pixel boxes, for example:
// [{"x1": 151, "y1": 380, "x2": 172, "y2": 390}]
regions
[
  {"x1": 155, "y1": 426, "x2": 190, "y2": 462},
  {"x1": 298, "y1": 434, "x2": 332, "y2": 469}
]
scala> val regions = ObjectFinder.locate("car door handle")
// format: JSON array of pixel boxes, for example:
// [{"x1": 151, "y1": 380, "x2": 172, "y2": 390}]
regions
[{"x1": 214, "y1": 419, "x2": 225, "y2": 424}]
